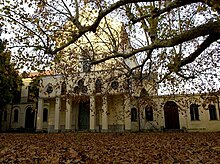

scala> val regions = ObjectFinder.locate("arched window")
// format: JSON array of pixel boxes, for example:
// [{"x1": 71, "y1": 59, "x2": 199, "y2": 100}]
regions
[
  {"x1": 209, "y1": 104, "x2": 217, "y2": 120},
  {"x1": 3, "y1": 110, "x2": 7, "y2": 121},
  {"x1": 131, "y1": 108, "x2": 137, "y2": 122},
  {"x1": 61, "y1": 82, "x2": 66, "y2": 95},
  {"x1": 95, "y1": 79, "x2": 102, "y2": 93},
  {"x1": 14, "y1": 109, "x2": 19, "y2": 123},
  {"x1": 140, "y1": 88, "x2": 149, "y2": 98},
  {"x1": 190, "y1": 104, "x2": 199, "y2": 121},
  {"x1": 145, "y1": 106, "x2": 153, "y2": 121},
  {"x1": 43, "y1": 108, "x2": 48, "y2": 122}
]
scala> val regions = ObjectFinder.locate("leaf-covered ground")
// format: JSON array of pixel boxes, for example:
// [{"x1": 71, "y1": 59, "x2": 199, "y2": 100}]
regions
[{"x1": 0, "y1": 132, "x2": 220, "y2": 163}]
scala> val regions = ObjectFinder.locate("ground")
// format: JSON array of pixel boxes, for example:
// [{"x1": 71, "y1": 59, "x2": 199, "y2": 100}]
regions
[{"x1": 0, "y1": 132, "x2": 220, "y2": 163}]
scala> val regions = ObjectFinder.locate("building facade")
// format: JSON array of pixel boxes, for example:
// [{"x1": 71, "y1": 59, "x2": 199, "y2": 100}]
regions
[{"x1": 1, "y1": 70, "x2": 220, "y2": 132}]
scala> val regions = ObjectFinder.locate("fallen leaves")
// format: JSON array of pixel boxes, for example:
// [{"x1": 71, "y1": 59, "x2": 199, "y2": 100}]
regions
[{"x1": 0, "y1": 132, "x2": 220, "y2": 163}]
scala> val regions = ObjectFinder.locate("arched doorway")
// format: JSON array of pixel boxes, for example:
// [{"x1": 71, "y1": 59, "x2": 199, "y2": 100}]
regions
[
  {"x1": 78, "y1": 102, "x2": 90, "y2": 130},
  {"x1": 164, "y1": 101, "x2": 180, "y2": 129},
  {"x1": 25, "y1": 107, "x2": 35, "y2": 129}
]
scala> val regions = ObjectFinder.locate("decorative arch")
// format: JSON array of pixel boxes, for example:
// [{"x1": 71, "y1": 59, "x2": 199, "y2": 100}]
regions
[{"x1": 164, "y1": 101, "x2": 180, "y2": 129}]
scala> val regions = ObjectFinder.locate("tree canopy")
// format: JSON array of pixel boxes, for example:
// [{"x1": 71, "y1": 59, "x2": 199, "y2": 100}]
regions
[
  {"x1": 0, "y1": 28, "x2": 22, "y2": 130},
  {"x1": 0, "y1": 0, "x2": 220, "y2": 94}
]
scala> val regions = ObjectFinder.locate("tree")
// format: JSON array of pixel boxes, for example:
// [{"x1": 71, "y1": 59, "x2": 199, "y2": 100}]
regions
[
  {"x1": 0, "y1": 0, "x2": 220, "y2": 93},
  {"x1": 0, "y1": 28, "x2": 22, "y2": 131}
]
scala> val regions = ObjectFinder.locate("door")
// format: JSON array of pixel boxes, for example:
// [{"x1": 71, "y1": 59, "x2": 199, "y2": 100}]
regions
[
  {"x1": 78, "y1": 102, "x2": 90, "y2": 130},
  {"x1": 25, "y1": 107, "x2": 35, "y2": 129},
  {"x1": 164, "y1": 101, "x2": 180, "y2": 129}
]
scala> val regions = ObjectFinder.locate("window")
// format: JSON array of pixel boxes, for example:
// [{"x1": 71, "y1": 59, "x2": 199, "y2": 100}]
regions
[
  {"x1": 95, "y1": 79, "x2": 102, "y2": 93},
  {"x1": 82, "y1": 60, "x2": 91, "y2": 72},
  {"x1": 131, "y1": 108, "x2": 137, "y2": 122},
  {"x1": 61, "y1": 82, "x2": 66, "y2": 95},
  {"x1": 209, "y1": 104, "x2": 217, "y2": 120},
  {"x1": 111, "y1": 81, "x2": 119, "y2": 90},
  {"x1": 3, "y1": 111, "x2": 7, "y2": 121},
  {"x1": 80, "y1": 54, "x2": 91, "y2": 72},
  {"x1": 27, "y1": 86, "x2": 33, "y2": 102},
  {"x1": 14, "y1": 109, "x2": 19, "y2": 123},
  {"x1": 46, "y1": 84, "x2": 53, "y2": 94},
  {"x1": 145, "y1": 106, "x2": 153, "y2": 121},
  {"x1": 140, "y1": 88, "x2": 149, "y2": 98},
  {"x1": 13, "y1": 89, "x2": 21, "y2": 103},
  {"x1": 190, "y1": 104, "x2": 199, "y2": 120},
  {"x1": 43, "y1": 108, "x2": 48, "y2": 122}
]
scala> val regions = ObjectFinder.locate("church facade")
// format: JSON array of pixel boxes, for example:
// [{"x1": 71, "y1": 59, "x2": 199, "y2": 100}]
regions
[{"x1": 1, "y1": 69, "x2": 220, "y2": 132}]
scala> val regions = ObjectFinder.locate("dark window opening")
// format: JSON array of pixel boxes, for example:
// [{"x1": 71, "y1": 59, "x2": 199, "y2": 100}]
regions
[
  {"x1": 73, "y1": 86, "x2": 80, "y2": 94},
  {"x1": 43, "y1": 108, "x2": 48, "y2": 122},
  {"x1": 82, "y1": 86, "x2": 88, "y2": 93},
  {"x1": 145, "y1": 106, "x2": 153, "y2": 121},
  {"x1": 131, "y1": 108, "x2": 137, "y2": 122},
  {"x1": 13, "y1": 89, "x2": 21, "y2": 103},
  {"x1": 14, "y1": 109, "x2": 19, "y2": 123},
  {"x1": 61, "y1": 82, "x2": 66, "y2": 95},
  {"x1": 111, "y1": 81, "x2": 119, "y2": 90},
  {"x1": 78, "y1": 79, "x2": 84, "y2": 88},
  {"x1": 95, "y1": 79, "x2": 102, "y2": 93},
  {"x1": 209, "y1": 104, "x2": 217, "y2": 120},
  {"x1": 3, "y1": 111, "x2": 7, "y2": 121},
  {"x1": 140, "y1": 88, "x2": 149, "y2": 98},
  {"x1": 82, "y1": 60, "x2": 91, "y2": 72},
  {"x1": 46, "y1": 85, "x2": 53, "y2": 94},
  {"x1": 190, "y1": 104, "x2": 199, "y2": 121}
]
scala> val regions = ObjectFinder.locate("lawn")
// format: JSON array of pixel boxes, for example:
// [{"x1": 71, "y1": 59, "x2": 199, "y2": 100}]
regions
[{"x1": 0, "y1": 132, "x2": 220, "y2": 163}]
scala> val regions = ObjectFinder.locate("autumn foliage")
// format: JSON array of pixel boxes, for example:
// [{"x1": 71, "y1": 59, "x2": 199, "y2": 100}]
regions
[{"x1": 0, "y1": 132, "x2": 220, "y2": 163}]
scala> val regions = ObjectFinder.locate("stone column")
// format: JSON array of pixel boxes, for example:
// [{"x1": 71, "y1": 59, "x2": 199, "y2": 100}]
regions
[
  {"x1": 102, "y1": 96, "x2": 108, "y2": 131},
  {"x1": 65, "y1": 98, "x2": 72, "y2": 131},
  {"x1": 54, "y1": 97, "x2": 61, "y2": 131},
  {"x1": 90, "y1": 96, "x2": 96, "y2": 131},
  {"x1": 36, "y1": 98, "x2": 44, "y2": 131},
  {"x1": 124, "y1": 94, "x2": 131, "y2": 131}
]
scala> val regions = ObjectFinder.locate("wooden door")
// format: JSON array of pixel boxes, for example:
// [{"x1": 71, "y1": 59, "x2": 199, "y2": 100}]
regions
[{"x1": 164, "y1": 101, "x2": 180, "y2": 129}]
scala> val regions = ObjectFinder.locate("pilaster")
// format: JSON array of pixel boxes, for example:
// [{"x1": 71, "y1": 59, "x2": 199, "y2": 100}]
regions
[
  {"x1": 36, "y1": 98, "x2": 44, "y2": 131},
  {"x1": 124, "y1": 94, "x2": 131, "y2": 131},
  {"x1": 90, "y1": 96, "x2": 96, "y2": 131},
  {"x1": 65, "y1": 98, "x2": 72, "y2": 131},
  {"x1": 54, "y1": 97, "x2": 61, "y2": 131},
  {"x1": 102, "y1": 95, "x2": 108, "y2": 131}
]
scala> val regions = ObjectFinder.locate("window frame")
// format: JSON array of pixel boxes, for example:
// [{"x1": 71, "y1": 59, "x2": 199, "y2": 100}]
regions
[
  {"x1": 131, "y1": 108, "x2": 137, "y2": 122},
  {"x1": 190, "y1": 104, "x2": 200, "y2": 121},
  {"x1": 145, "y1": 106, "x2": 153, "y2": 121},
  {"x1": 208, "y1": 104, "x2": 217, "y2": 120}
]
